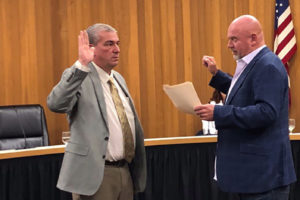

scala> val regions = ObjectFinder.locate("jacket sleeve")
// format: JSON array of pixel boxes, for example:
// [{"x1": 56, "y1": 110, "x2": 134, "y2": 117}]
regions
[
  {"x1": 214, "y1": 61, "x2": 287, "y2": 130},
  {"x1": 209, "y1": 70, "x2": 232, "y2": 94},
  {"x1": 47, "y1": 65, "x2": 89, "y2": 113}
]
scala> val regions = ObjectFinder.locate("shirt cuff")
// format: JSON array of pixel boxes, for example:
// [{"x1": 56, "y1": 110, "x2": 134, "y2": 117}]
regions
[{"x1": 75, "y1": 60, "x2": 90, "y2": 72}]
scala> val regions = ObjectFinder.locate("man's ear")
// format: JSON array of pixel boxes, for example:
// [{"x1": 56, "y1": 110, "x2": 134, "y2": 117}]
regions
[{"x1": 250, "y1": 34, "x2": 257, "y2": 46}]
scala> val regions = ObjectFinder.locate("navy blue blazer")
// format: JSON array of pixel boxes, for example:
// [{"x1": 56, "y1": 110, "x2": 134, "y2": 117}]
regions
[{"x1": 210, "y1": 47, "x2": 296, "y2": 193}]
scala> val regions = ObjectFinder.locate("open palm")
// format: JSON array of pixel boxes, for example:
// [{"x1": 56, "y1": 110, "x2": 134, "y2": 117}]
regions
[{"x1": 78, "y1": 30, "x2": 95, "y2": 66}]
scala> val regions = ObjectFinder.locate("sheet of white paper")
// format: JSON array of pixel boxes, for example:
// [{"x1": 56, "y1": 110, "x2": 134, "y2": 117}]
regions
[{"x1": 163, "y1": 82, "x2": 201, "y2": 115}]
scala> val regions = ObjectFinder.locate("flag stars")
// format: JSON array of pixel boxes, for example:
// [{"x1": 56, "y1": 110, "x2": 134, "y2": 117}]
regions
[{"x1": 276, "y1": 3, "x2": 283, "y2": 8}]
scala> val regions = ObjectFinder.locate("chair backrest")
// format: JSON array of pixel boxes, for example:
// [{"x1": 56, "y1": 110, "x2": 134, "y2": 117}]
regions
[{"x1": 0, "y1": 104, "x2": 49, "y2": 150}]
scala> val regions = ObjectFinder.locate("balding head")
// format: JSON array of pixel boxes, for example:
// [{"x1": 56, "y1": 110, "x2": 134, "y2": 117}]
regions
[{"x1": 227, "y1": 15, "x2": 265, "y2": 60}]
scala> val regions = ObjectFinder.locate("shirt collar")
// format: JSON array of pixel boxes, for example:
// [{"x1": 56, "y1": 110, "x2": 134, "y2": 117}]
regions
[
  {"x1": 239, "y1": 45, "x2": 266, "y2": 65},
  {"x1": 91, "y1": 62, "x2": 115, "y2": 84}
]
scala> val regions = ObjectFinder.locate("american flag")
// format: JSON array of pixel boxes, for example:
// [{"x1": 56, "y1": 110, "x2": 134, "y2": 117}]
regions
[{"x1": 274, "y1": 0, "x2": 297, "y2": 105}]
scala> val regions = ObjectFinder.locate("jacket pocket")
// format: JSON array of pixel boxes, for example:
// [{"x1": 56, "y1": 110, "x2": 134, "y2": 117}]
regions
[{"x1": 65, "y1": 142, "x2": 89, "y2": 156}]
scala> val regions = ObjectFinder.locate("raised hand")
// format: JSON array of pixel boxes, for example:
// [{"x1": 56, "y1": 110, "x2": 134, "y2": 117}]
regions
[
  {"x1": 78, "y1": 30, "x2": 95, "y2": 66},
  {"x1": 202, "y1": 55, "x2": 218, "y2": 76}
]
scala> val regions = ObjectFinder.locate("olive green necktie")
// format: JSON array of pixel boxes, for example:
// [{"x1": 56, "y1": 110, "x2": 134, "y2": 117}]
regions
[{"x1": 108, "y1": 78, "x2": 135, "y2": 163}]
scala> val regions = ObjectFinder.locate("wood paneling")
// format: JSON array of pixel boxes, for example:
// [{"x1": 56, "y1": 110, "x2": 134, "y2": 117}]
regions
[{"x1": 1, "y1": 0, "x2": 300, "y2": 144}]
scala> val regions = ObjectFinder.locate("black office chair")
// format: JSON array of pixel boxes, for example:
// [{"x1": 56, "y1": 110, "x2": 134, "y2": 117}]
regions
[{"x1": 0, "y1": 104, "x2": 49, "y2": 150}]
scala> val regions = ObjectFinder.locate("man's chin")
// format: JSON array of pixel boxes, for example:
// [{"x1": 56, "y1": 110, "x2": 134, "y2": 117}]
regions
[
  {"x1": 110, "y1": 62, "x2": 119, "y2": 68},
  {"x1": 111, "y1": 60, "x2": 119, "y2": 65},
  {"x1": 233, "y1": 55, "x2": 240, "y2": 60}
]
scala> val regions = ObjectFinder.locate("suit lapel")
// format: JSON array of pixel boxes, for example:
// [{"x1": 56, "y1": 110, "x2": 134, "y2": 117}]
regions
[
  {"x1": 114, "y1": 75, "x2": 130, "y2": 98},
  {"x1": 225, "y1": 47, "x2": 270, "y2": 105},
  {"x1": 88, "y1": 63, "x2": 109, "y2": 129}
]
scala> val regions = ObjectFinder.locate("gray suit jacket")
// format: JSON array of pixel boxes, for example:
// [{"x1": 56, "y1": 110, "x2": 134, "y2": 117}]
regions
[{"x1": 47, "y1": 63, "x2": 146, "y2": 195}]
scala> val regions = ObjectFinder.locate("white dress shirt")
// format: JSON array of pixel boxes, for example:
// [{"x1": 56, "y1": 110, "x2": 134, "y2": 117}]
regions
[
  {"x1": 227, "y1": 45, "x2": 266, "y2": 98},
  {"x1": 75, "y1": 61, "x2": 136, "y2": 161}
]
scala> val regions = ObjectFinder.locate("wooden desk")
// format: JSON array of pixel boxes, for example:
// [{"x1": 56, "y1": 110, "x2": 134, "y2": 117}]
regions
[
  {"x1": 1, "y1": 134, "x2": 300, "y2": 160},
  {"x1": 1, "y1": 134, "x2": 300, "y2": 200}
]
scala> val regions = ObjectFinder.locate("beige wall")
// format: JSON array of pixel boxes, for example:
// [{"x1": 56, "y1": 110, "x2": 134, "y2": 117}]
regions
[{"x1": 1, "y1": 0, "x2": 299, "y2": 144}]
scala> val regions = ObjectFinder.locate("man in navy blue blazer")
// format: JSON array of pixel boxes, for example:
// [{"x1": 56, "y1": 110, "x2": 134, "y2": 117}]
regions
[{"x1": 194, "y1": 15, "x2": 296, "y2": 200}]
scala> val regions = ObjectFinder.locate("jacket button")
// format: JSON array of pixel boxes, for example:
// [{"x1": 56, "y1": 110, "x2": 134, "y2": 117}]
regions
[
  {"x1": 104, "y1": 137, "x2": 109, "y2": 141},
  {"x1": 102, "y1": 155, "x2": 106, "y2": 159}
]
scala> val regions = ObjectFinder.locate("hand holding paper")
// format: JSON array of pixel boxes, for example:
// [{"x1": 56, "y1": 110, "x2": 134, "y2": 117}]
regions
[{"x1": 163, "y1": 82, "x2": 201, "y2": 115}]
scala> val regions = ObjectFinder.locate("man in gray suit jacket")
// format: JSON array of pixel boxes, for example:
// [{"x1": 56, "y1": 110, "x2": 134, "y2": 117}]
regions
[{"x1": 47, "y1": 23, "x2": 146, "y2": 200}]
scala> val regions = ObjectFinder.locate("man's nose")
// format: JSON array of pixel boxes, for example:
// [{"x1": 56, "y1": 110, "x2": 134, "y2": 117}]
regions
[
  {"x1": 113, "y1": 44, "x2": 120, "y2": 53},
  {"x1": 227, "y1": 40, "x2": 233, "y2": 49}
]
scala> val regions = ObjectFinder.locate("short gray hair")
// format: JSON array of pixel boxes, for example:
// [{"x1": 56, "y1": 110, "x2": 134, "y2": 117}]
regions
[{"x1": 86, "y1": 23, "x2": 117, "y2": 45}]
